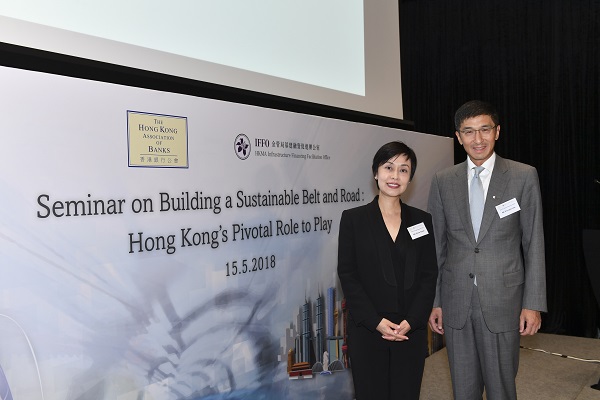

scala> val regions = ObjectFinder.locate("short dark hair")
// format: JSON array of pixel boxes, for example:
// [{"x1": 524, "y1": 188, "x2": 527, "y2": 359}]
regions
[
  {"x1": 372, "y1": 141, "x2": 417, "y2": 181},
  {"x1": 454, "y1": 100, "x2": 500, "y2": 130}
]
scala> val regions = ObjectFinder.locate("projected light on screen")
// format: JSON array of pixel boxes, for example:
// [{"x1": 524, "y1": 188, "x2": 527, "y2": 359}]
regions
[
  {"x1": 0, "y1": 0, "x2": 365, "y2": 95},
  {"x1": 0, "y1": 0, "x2": 403, "y2": 119}
]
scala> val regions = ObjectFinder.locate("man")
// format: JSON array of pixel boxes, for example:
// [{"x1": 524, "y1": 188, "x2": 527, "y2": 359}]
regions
[{"x1": 428, "y1": 100, "x2": 546, "y2": 400}]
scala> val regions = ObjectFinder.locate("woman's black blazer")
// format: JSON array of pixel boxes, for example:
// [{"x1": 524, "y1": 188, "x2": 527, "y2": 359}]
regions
[{"x1": 337, "y1": 197, "x2": 438, "y2": 332}]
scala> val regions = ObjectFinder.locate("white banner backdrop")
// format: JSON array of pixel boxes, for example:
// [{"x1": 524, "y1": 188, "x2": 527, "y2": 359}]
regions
[{"x1": 0, "y1": 66, "x2": 453, "y2": 400}]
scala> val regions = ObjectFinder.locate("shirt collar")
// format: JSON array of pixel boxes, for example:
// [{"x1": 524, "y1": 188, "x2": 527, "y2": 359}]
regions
[{"x1": 467, "y1": 152, "x2": 496, "y2": 175}]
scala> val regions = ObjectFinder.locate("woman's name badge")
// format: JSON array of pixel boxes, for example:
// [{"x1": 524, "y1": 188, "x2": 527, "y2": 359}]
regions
[
  {"x1": 407, "y1": 222, "x2": 428, "y2": 240},
  {"x1": 495, "y1": 198, "x2": 521, "y2": 218}
]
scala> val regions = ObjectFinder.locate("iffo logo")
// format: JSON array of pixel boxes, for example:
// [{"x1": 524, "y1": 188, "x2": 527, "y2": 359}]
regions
[{"x1": 234, "y1": 134, "x2": 251, "y2": 160}]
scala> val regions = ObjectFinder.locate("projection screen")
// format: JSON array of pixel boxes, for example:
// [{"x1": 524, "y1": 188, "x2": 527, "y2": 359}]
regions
[{"x1": 0, "y1": 0, "x2": 404, "y2": 119}]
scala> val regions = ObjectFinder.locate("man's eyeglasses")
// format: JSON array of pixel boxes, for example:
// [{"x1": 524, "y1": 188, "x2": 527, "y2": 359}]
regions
[{"x1": 459, "y1": 125, "x2": 497, "y2": 137}]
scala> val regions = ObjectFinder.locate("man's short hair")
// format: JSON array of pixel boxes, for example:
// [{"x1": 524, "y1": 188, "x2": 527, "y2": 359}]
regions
[{"x1": 454, "y1": 100, "x2": 500, "y2": 130}]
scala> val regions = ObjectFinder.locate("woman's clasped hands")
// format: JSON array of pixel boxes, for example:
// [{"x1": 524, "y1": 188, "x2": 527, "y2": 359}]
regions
[{"x1": 377, "y1": 318, "x2": 411, "y2": 342}]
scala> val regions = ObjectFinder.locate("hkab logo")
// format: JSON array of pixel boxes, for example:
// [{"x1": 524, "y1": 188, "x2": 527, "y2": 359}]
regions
[{"x1": 234, "y1": 134, "x2": 251, "y2": 160}]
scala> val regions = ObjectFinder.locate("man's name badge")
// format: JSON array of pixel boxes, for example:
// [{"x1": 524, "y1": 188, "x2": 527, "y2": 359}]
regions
[
  {"x1": 495, "y1": 198, "x2": 521, "y2": 218},
  {"x1": 407, "y1": 222, "x2": 429, "y2": 240}
]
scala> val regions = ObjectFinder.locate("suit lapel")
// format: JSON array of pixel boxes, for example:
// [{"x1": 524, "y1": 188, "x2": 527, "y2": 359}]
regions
[
  {"x1": 477, "y1": 156, "x2": 510, "y2": 242},
  {"x1": 365, "y1": 198, "x2": 397, "y2": 286},
  {"x1": 401, "y1": 203, "x2": 417, "y2": 289},
  {"x1": 452, "y1": 162, "x2": 477, "y2": 244}
]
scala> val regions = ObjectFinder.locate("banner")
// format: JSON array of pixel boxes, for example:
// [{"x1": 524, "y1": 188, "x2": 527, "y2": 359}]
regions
[{"x1": 0, "y1": 66, "x2": 453, "y2": 399}]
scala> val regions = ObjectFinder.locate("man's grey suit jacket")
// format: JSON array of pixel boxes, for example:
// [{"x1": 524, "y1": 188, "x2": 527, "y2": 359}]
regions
[{"x1": 428, "y1": 155, "x2": 547, "y2": 333}]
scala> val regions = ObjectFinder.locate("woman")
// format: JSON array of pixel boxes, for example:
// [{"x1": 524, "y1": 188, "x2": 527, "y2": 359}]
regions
[{"x1": 337, "y1": 141, "x2": 438, "y2": 399}]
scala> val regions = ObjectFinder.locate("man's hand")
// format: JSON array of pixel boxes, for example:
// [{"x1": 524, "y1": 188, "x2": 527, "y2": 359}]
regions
[
  {"x1": 519, "y1": 309, "x2": 541, "y2": 336},
  {"x1": 429, "y1": 307, "x2": 444, "y2": 334}
]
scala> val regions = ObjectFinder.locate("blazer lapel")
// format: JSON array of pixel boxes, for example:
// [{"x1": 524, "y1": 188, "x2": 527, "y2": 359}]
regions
[
  {"x1": 477, "y1": 156, "x2": 510, "y2": 242},
  {"x1": 365, "y1": 198, "x2": 397, "y2": 286},
  {"x1": 452, "y1": 162, "x2": 477, "y2": 244},
  {"x1": 401, "y1": 203, "x2": 416, "y2": 289}
]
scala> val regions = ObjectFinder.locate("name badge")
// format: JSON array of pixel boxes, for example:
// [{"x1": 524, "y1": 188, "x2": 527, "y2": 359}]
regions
[
  {"x1": 407, "y1": 222, "x2": 429, "y2": 240},
  {"x1": 496, "y1": 198, "x2": 521, "y2": 218}
]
